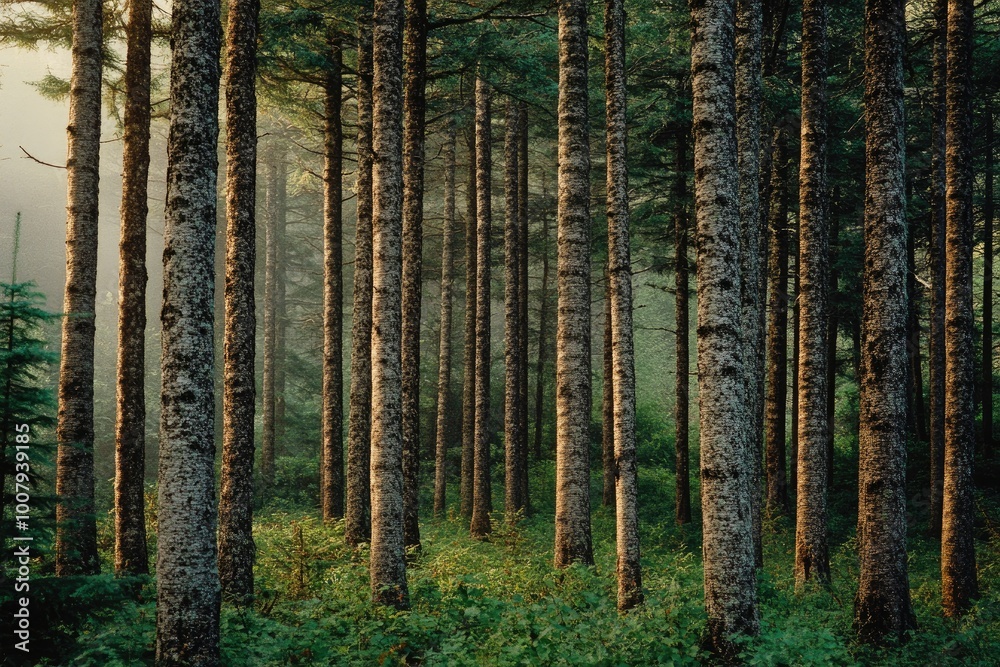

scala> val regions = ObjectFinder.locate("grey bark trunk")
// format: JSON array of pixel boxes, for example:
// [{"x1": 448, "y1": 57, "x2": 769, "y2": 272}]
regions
[
  {"x1": 346, "y1": 11, "x2": 374, "y2": 546},
  {"x1": 602, "y1": 268, "x2": 615, "y2": 508},
  {"x1": 470, "y1": 77, "x2": 493, "y2": 539},
  {"x1": 369, "y1": 0, "x2": 408, "y2": 608},
  {"x1": 854, "y1": 0, "x2": 916, "y2": 643},
  {"x1": 504, "y1": 99, "x2": 524, "y2": 520},
  {"x1": 689, "y1": 0, "x2": 759, "y2": 653},
  {"x1": 218, "y1": 0, "x2": 259, "y2": 602},
  {"x1": 606, "y1": 0, "x2": 642, "y2": 609},
  {"x1": 261, "y1": 160, "x2": 280, "y2": 486},
  {"x1": 401, "y1": 0, "x2": 427, "y2": 551},
  {"x1": 517, "y1": 102, "x2": 530, "y2": 508},
  {"x1": 461, "y1": 123, "x2": 478, "y2": 519},
  {"x1": 534, "y1": 210, "x2": 552, "y2": 460},
  {"x1": 674, "y1": 127, "x2": 692, "y2": 526},
  {"x1": 941, "y1": 0, "x2": 978, "y2": 617},
  {"x1": 794, "y1": 0, "x2": 830, "y2": 585},
  {"x1": 984, "y1": 110, "x2": 994, "y2": 458},
  {"x1": 114, "y1": 0, "x2": 152, "y2": 577},
  {"x1": 55, "y1": 0, "x2": 103, "y2": 577},
  {"x1": 155, "y1": 0, "x2": 222, "y2": 658},
  {"x1": 433, "y1": 126, "x2": 457, "y2": 516}
]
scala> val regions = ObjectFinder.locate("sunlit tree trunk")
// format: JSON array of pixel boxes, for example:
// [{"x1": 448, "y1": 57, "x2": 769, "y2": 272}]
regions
[
  {"x1": 461, "y1": 124, "x2": 478, "y2": 519},
  {"x1": 345, "y1": 10, "x2": 374, "y2": 546},
  {"x1": 794, "y1": 0, "x2": 830, "y2": 585},
  {"x1": 674, "y1": 127, "x2": 691, "y2": 526},
  {"x1": 690, "y1": 0, "x2": 759, "y2": 654},
  {"x1": 504, "y1": 99, "x2": 524, "y2": 520},
  {"x1": 55, "y1": 0, "x2": 103, "y2": 578},
  {"x1": 941, "y1": 0, "x2": 978, "y2": 618},
  {"x1": 114, "y1": 0, "x2": 152, "y2": 578},
  {"x1": 401, "y1": 0, "x2": 427, "y2": 551},
  {"x1": 433, "y1": 126, "x2": 457, "y2": 516},
  {"x1": 854, "y1": 0, "x2": 915, "y2": 643},
  {"x1": 155, "y1": 0, "x2": 222, "y2": 657},
  {"x1": 218, "y1": 0, "x2": 259, "y2": 602},
  {"x1": 470, "y1": 76, "x2": 493, "y2": 540},
  {"x1": 554, "y1": 0, "x2": 594, "y2": 568},
  {"x1": 369, "y1": 0, "x2": 408, "y2": 608}
]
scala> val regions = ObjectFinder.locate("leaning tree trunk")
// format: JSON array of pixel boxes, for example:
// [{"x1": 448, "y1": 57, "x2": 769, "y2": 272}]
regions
[
  {"x1": 736, "y1": 0, "x2": 765, "y2": 570},
  {"x1": 605, "y1": 0, "x2": 642, "y2": 610},
  {"x1": 533, "y1": 210, "x2": 552, "y2": 461},
  {"x1": 928, "y1": 0, "x2": 947, "y2": 539},
  {"x1": 320, "y1": 32, "x2": 344, "y2": 521},
  {"x1": 218, "y1": 0, "x2": 259, "y2": 603},
  {"x1": 114, "y1": 0, "x2": 152, "y2": 578},
  {"x1": 854, "y1": 0, "x2": 916, "y2": 643},
  {"x1": 982, "y1": 109, "x2": 994, "y2": 458},
  {"x1": 517, "y1": 102, "x2": 530, "y2": 509},
  {"x1": 155, "y1": 0, "x2": 222, "y2": 659},
  {"x1": 460, "y1": 124, "x2": 478, "y2": 520},
  {"x1": 941, "y1": 0, "x2": 978, "y2": 618},
  {"x1": 554, "y1": 0, "x2": 594, "y2": 569},
  {"x1": 689, "y1": 0, "x2": 759, "y2": 654},
  {"x1": 401, "y1": 0, "x2": 427, "y2": 552},
  {"x1": 601, "y1": 267, "x2": 615, "y2": 508},
  {"x1": 261, "y1": 161, "x2": 280, "y2": 487},
  {"x1": 470, "y1": 76, "x2": 493, "y2": 540},
  {"x1": 345, "y1": 10, "x2": 374, "y2": 547},
  {"x1": 764, "y1": 133, "x2": 790, "y2": 514},
  {"x1": 55, "y1": 0, "x2": 103, "y2": 578},
  {"x1": 433, "y1": 126, "x2": 457, "y2": 516},
  {"x1": 504, "y1": 99, "x2": 524, "y2": 521},
  {"x1": 794, "y1": 0, "x2": 830, "y2": 586},
  {"x1": 674, "y1": 127, "x2": 692, "y2": 526},
  {"x1": 369, "y1": 0, "x2": 408, "y2": 608}
]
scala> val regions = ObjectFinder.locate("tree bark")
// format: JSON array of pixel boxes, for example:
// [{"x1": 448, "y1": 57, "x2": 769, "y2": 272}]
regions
[
  {"x1": 674, "y1": 127, "x2": 691, "y2": 526},
  {"x1": 605, "y1": 0, "x2": 642, "y2": 609},
  {"x1": 736, "y1": 0, "x2": 765, "y2": 571},
  {"x1": 114, "y1": 0, "x2": 152, "y2": 578},
  {"x1": 854, "y1": 0, "x2": 916, "y2": 643},
  {"x1": 345, "y1": 11, "x2": 374, "y2": 547},
  {"x1": 401, "y1": 0, "x2": 427, "y2": 551},
  {"x1": 534, "y1": 209, "x2": 552, "y2": 461},
  {"x1": 517, "y1": 102, "x2": 530, "y2": 511},
  {"x1": 826, "y1": 211, "x2": 839, "y2": 488},
  {"x1": 941, "y1": 0, "x2": 978, "y2": 618},
  {"x1": 470, "y1": 76, "x2": 493, "y2": 540},
  {"x1": 261, "y1": 160, "x2": 280, "y2": 487},
  {"x1": 794, "y1": 0, "x2": 830, "y2": 586},
  {"x1": 504, "y1": 99, "x2": 524, "y2": 521},
  {"x1": 928, "y1": 0, "x2": 947, "y2": 539},
  {"x1": 460, "y1": 123, "x2": 478, "y2": 519},
  {"x1": 764, "y1": 132, "x2": 790, "y2": 514},
  {"x1": 554, "y1": 0, "x2": 594, "y2": 569},
  {"x1": 690, "y1": 0, "x2": 759, "y2": 653},
  {"x1": 907, "y1": 222, "x2": 928, "y2": 441},
  {"x1": 790, "y1": 233, "x2": 800, "y2": 497},
  {"x1": 434, "y1": 126, "x2": 458, "y2": 517},
  {"x1": 155, "y1": 0, "x2": 222, "y2": 658},
  {"x1": 55, "y1": 0, "x2": 102, "y2": 577},
  {"x1": 321, "y1": 33, "x2": 344, "y2": 521},
  {"x1": 982, "y1": 109, "x2": 994, "y2": 458},
  {"x1": 218, "y1": 0, "x2": 259, "y2": 602},
  {"x1": 369, "y1": 0, "x2": 408, "y2": 608},
  {"x1": 601, "y1": 267, "x2": 615, "y2": 508}
]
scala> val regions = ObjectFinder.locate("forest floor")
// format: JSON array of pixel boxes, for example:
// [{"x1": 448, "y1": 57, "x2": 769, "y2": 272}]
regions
[{"x1": 52, "y1": 455, "x2": 1000, "y2": 666}]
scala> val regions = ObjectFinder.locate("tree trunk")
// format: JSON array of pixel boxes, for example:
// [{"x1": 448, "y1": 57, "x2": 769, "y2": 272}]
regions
[
  {"x1": 854, "y1": 0, "x2": 916, "y2": 642},
  {"x1": 794, "y1": 0, "x2": 830, "y2": 586},
  {"x1": 320, "y1": 33, "x2": 345, "y2": 521},
  {"x1": 460, "y1": 123, "x2": 478, "y2": 519},
  {"x1": 534, "y1": 209, "x2": 552, "y2": 461},
  {"x1": 554, "y1": 0, "x2": 594, "y2": 569},
  {"x1": 55, "y1": 0, "x2": 102, "y2": 578},
  {"x1": 434, "y1": 126, "x2": 457, "y2": 517},
  {"x1": 982, "y1": 109, "x2": 994, "y2": 458},
  {"x1": 346, "y1": 12, "x2": 374, "y2": 547},
  {"x1": 907, "y1": 223, "x2": 927, "y2": 441},
  {"x1": 218, "y1": 0, "x2": 259, "y2": 602},
  {"x1": 517, "y1": 102, "x2": 531, "y2": 510},
  {"x1": 674, "y1": 127, "x2": 691, "y2": 526},
  {"x1": 826, "y1": 209, "x2": 840, "y2": 488},
  {"x1": 261, "y1": 160, "x2": 280, "y2": 487},
  {"x1": 941, "y1": 0, "x2": 978, "y2": 618},
  {"x1": 765, "y1": 132, "x2": 790, "y2": 514},
  {"x1": 155, "y1": 0, "x2": 222, "y2": 658},
  {"x1": 690, "y1": 0, "x2": 759, "y2": 653},
  {"x1": 605, "y1": 0, "x2": 642, "y2": 609},
  {"x1": 274, "y1": 169, "x2": 287, "y2": 446},
  {"x1": 401, "y1": 0, "x2": 427, "y2": 551},
  {"x1": 369, "y1": 0, "x2": 408, "y2": 608},
  {"x1": 928, "y1": 0, "x2": 946, "y2": 539},
  {"x1": 470, "y1": 77, "x2": 493, "y2": 540},
  {"x1": 601, "y1": 267, "x2": 615, "y2": 508},
  {"x1": 114, "y1": 0, "x2": 151, "y2": 578},
  {"x1": 790, "y1": 225, "x2": 801, "y2": 496},
  {"x1": 736, "y1": 0, "x2": 765, "y2": 571},
  {"x1": 504, "y1": 99, "x2": 524, "y2": 521}
]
